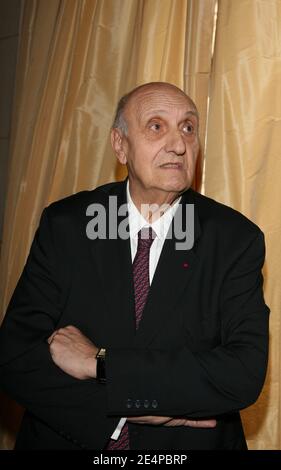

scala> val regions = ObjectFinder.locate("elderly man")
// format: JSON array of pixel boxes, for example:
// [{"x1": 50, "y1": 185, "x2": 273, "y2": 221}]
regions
[{"x1": 0, "y1": 82, "x2": 269, "y2": 450}]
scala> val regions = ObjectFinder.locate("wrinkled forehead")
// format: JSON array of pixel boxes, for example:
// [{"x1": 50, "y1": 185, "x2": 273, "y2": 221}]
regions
[{"x1": 126, "y1": 86, "x2": 198, "y2": 123}]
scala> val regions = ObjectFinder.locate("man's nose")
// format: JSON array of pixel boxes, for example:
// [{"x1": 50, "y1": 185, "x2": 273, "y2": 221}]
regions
[{"x1": 164, "y1": 130, "x2": 186, "y2": 155}]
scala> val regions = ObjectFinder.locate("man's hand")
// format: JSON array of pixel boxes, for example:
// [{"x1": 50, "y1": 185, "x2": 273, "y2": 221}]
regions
[
  {"x1": 127, "y1": 416, "x2": 217, "y2": 428},
  {"x1": 164, "y1": 418, "x2": 217, "y2": 428},
  {"x1": 48, "y1": 325, "x2": 99, "y2": 380}
]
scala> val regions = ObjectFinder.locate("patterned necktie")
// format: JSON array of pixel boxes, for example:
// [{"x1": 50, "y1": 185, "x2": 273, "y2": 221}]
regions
[
  {"x1": 133, "y1": 227, "x2": 155, "y2": 329},
  {"x1": 106, "y1": 227, "x2": 155, "y2": 450}
]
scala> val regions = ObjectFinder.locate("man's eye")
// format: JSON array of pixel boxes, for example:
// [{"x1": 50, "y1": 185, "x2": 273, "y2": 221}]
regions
[
  {"x1": 183, "y1": 123, "x2": 194, "y2": 134},
  {"x1": 150, "y1": 123, "x2": 161, "y2": 131}
]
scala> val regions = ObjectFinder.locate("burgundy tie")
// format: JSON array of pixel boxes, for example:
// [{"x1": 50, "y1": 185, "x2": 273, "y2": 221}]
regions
[
  {"x1": 133, "y1": 227, "x2": 155, "y2": 329},
  {"x1": 106, "y1": 227, "x2": 155, "y2": 450}
]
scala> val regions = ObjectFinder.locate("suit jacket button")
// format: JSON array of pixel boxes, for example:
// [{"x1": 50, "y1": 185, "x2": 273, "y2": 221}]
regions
[
  {"x1": 152, "y1": 399, "x2": 158, "y2": 408},
  {"x1": 135, "y1": 399, "x2": 141, "y2": 408},
  {"x1": 126, "y1": 399, "x2": 132, "y2": 409},
  {"x1": 144, "y1": 400, "x2": 150, "y2": 408}
]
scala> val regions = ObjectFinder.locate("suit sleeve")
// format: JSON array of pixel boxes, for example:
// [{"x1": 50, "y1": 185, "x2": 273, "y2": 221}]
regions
[
  {"x1": 106, "y1": 231, "x2": 270, "y2": 417},
  {"x1": 0, "y1": 208, "x2": 119, "y2": 449}
]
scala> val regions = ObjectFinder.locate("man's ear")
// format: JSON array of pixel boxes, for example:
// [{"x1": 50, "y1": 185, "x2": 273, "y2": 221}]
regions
[{"x1": 110, "y1": 128, "x2": 128, "y2": 165}]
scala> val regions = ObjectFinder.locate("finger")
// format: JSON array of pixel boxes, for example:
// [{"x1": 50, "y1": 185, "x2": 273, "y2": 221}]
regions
[
  {"x1": 126, "y1": 417, "x2": 148, "y2": 424},
  {"x1": 54, "y1": 327, "x2": 74, "y2": 339},
  {"x1": 184, "y1": 419, "x2": 217, "y2": 428},
  {"x1": 127, "y1": 416, "x2": 172, "y2": 425},
  {"x1": 65, "y1": 325, "x2": 80, "y2": 333},
  {"x1": 57, "y1": 326, "x2": 83, "y2": 341},
  {"x1": 48, "y1": 328, "x2": 71, "y2": 345},
  {"x1": 164, "y1": 419, "x2": 186, "y2": 426},
  {"x1": 47, "y1": 331, "x2": 57, "y2": 345}
]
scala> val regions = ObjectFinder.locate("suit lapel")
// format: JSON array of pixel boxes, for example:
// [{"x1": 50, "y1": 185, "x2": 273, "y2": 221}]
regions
[
  {"x1": 134, "y1": 190, "x2": 201, "y2": 346},
  {"x1": 89, "y1": 181, "x2": 136, "y2": 347}
]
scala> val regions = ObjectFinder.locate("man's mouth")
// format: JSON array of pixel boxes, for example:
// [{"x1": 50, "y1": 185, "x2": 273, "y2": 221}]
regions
[{"x1": 159, "y1": 162, "x2": 183, "y2": 170}]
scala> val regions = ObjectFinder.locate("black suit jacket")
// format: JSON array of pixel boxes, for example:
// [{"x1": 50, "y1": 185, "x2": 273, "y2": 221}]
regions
[{"x1": 0, "y1": 181, "x2": 269, "y2": 449}]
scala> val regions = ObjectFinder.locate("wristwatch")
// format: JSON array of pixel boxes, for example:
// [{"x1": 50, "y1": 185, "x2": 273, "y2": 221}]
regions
[{"x1": 96, "y1": 348, "x2": 106, "y2": 384}]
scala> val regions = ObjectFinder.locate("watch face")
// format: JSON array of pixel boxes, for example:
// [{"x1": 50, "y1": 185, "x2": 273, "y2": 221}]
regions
[
  {"x1": 96, "y1": 350, "x2": 106, "y2": 384},
  {"x1": 97, "y1": 348, "x2": 106, "y2": 358}
]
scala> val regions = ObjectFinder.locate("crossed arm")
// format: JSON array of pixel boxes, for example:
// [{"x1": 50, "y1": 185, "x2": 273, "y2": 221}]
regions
[{"x1": 47, "y1": 324, "x2": 216, "y2": 428}]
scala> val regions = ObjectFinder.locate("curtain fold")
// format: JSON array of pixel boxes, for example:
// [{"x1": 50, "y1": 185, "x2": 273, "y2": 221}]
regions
[
  {"x1": 184, "y1": 0, "x2": 218, "y2": 190},
  {"x1": 204, "y1": 0, "x2": 281, "y2": 449}
]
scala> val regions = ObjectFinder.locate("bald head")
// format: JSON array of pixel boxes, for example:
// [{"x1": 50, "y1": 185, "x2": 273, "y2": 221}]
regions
[{"x1": 112, "y1": 82, "x2": 198, "y2": 135}]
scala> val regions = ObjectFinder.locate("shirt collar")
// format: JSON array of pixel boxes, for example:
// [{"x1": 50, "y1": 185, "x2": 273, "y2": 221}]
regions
[{"x1": 126, "y1": 181, "x2": 181, "y2": 241}]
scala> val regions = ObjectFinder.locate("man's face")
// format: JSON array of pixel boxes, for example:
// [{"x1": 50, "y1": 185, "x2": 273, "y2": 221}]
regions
[{"x1": 112, "y1": 85, "x2": 199, "y2": 202}]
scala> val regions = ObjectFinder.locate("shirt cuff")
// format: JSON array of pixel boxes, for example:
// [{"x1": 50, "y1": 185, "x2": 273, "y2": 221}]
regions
[{"x1": 110, "y1": 417, "x2": 127, "y2": 440}]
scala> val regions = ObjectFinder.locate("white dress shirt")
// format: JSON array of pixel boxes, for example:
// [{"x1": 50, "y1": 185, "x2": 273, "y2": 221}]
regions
[{"x1": 110, "y1": 182, "x2": 181, "y2": 440}]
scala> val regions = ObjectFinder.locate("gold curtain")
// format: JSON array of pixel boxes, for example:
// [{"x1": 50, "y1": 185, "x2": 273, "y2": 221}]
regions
[
  {"x1": 204, "y1": 0, "x2": 281, "y2": 450},
  {"x1": 0, "y1": 0, "x2": 216, "y2": 449},
  {"x1": 0, "y1": 0, "x2": 216, "y2": 316}
]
